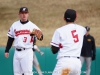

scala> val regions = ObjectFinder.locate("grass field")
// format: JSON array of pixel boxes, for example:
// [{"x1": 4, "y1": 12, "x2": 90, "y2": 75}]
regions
[{"x1": 0, "y1": 0, "x2": 100, "y2": 46}]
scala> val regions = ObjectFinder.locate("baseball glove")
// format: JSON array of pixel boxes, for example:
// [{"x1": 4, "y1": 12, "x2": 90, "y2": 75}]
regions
[{"x1": 30, "y1": 29, "x2": 43, "y2": 40}]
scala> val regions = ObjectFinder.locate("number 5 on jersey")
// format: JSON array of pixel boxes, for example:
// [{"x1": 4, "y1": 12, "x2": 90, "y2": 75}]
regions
[{"x1": 71, "y1": 30, "x2": 79, "y2": 43}]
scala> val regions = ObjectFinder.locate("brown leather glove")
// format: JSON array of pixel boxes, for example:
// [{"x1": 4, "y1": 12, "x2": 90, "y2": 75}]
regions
[{"x1": 30, "y1": 29, "x2": 43, "y2": 40}]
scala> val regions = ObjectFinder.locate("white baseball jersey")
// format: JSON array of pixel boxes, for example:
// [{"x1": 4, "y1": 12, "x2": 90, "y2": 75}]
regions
[
  {"x1": 7, "y1": 20, "x2": 40, "y2": 49},
  {"x1": 50, "y1": 24, "x2": 86, "y2": 59}
]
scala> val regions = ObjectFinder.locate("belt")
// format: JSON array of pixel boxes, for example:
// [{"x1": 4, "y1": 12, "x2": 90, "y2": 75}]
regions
[
  {"x1": 64, "y1": 56, "x2": 80, "y2": 59},
  {"x1": 16, "y1": 48, "x2": 25, "y2": 51}
]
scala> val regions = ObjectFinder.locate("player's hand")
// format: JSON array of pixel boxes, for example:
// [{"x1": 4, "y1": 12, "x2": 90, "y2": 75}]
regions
[
  {"x1": 5, "y1": 52, "x2": 9, "y2": 58},
  {"x1": 39, "y1": 51, "x2": 44, "y2": 56},
  {"x1": 30, "y1": 29, "x2": 43, "y2": 41}
]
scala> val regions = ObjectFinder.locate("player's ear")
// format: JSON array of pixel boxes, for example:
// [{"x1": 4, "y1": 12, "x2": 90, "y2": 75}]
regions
[
  {"x1": 63, "y1": 17, "x2": 66, "y2": 21},
  {"x1": 74, "y1": 14, "x2": 78, "y2": 21},
  {"x1": 76, "y1": 14, "x2": 78, "y2": 17}
]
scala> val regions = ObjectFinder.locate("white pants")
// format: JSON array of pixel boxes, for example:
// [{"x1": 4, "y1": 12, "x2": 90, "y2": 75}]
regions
[
  {"x1": 80, "y1": 56, "x2": 92, "y2": 75},
  {"x1": 13, "y1": 48, "x2": 33, "y2": 75},
  {"x1": 52, "y1": 57, "x2": 81, "y2": 75},
  {"x1": 33, "y1": 52, "x2": 43, "y2": 75}
]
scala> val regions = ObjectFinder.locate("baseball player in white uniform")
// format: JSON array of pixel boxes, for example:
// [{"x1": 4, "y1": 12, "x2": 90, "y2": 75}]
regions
[
  {"x1": 50, "y1": 9, "x2": 86, "y2": 75},
  {"x1": 5, "y1": 7, "x2": 43, "y2": 75}
]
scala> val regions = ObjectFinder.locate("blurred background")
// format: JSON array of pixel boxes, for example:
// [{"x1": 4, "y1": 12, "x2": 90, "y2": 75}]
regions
[{"x1": 0, "y1": 0, "x2": 100, "y2": 47}]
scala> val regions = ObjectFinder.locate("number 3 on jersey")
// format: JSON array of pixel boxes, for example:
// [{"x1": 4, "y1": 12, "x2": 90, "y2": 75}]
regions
[
  {"x1": 23, "y1": 36, "x2": 34, "y2": 43},
  {"x1": 71, "y1": 30, "x2": 79, "y2": 43},
  {"x1": 23, "y1": 37, "x2": 27, "y2": 42}
]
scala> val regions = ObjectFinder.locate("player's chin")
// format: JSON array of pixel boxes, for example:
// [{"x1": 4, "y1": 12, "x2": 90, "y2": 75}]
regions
[{"x1": 22, "y1": 18, "x2": 27, "y2": 21}]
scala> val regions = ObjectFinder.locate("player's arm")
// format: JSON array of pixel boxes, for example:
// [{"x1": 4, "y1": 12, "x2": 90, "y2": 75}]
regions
[
  {"x1": 92, "y1": 37, "x2": 96, "y2": 60},
  {"x1": 33, "y1": 45, "x2": 44, "y2": 55},
  {"x1": 92, "y1": 37, "x2": 96, "y2": 54},
  {"x1": 5, "y1": 36, "x2": 14, "y2": 58},
  {"x1": 51, "y1": 45, "x2": 59, "y2": 54},
  {"x1": 50, "y1": 29, "x2": 60, "y2": 54},
  {"x1": 5, "y1": 24, "x2": 14, "y2": 58},
  {"x1": 34, "y1": 45, "x2": 40, "y2": 52}
]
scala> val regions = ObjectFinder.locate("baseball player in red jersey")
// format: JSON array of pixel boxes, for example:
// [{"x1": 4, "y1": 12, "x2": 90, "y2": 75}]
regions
[
  {"x1": 50, "y1": 9, "x2": 86, "y2": 75},
  {"x1": 4, "y1": 7, "x2": 43, "y2": 75}
]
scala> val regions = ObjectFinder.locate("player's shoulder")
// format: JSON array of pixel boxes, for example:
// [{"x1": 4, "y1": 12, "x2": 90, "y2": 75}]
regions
[
  {"x1": 28, "y1": 21, "x2": 36, "y2": 25},
  {"x1": 76, "y1": 24, "x2": 85, "y2": 29},
  {"x1": 11, "y1": 20, "x2": 20, "y2": 27},
  {"x1": 55, "y1": 26, "x2": 62, "y2": 32},
  {"x1": 55, "y1": 24, "x2": 69, "y2": 33},
  {"x1": 56, "y1": 24, "x2": 74, "y2": 31},
  {"x1": 29, "y1": 21, "x2": 40, "y2": 30},
  {"x1": 75, "y1": 24, "x2": 86, "y2": 32},
  {"x1": 57, "y1": 24, "x2": 67, "y2": 30},
  {"x1": 89, "y1": 34, "x2": 94, "y2": 39}
]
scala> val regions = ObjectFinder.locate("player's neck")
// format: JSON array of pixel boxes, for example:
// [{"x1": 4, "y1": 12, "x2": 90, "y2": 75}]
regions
[
  {"x1": 66, "y1": 22, "x2": 75, "y2": 24},
  {"x1": 20, "y1": 20, "x2": 29, "y2": 24},
  {"x1": 85, "y1": 33, "x2": 89, "y2": 36}
]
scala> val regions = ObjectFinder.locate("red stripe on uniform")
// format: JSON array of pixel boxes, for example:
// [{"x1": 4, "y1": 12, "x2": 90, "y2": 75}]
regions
[
  {"x1": 8, "y1": 33, "x2": 13, "y2": 37},
  {"x1": 51, "y1": 42, "x2": 63, "y2": 48}
]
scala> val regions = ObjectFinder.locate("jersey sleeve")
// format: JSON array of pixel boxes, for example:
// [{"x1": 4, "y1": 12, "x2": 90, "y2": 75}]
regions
[
  {"x1": 50, "y1": 29, "x2": 60, "y2": 47},
  {"x1": 7, "y1": 25, "x2": 14, "y2": 38}
]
